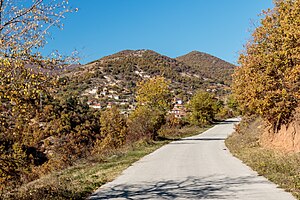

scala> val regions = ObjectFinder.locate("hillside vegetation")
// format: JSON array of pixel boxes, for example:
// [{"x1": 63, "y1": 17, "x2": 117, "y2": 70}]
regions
[
  {"x1": 232, "y1": 0, "x2": 300, "y2": 131},
  {"x1": 226, "y1": 116, "x2": 300, "y2": 199},
  {"x1": 2, "y1": 75, "x2": 225, "y2": 199},
  {"x1": 231, "y1": 0, "x2": 300, "y2": 152},
  {"x1": 0, "y1": 1, "x2": 237, "y2": 199},
  {"x1": 227, "y1": 1, "x2": 300, "y2": 199},
  {"x1": 176, "y1": 51, "x2": 235, "y2": 85},
  {"x1": 2, "y1": 50, "x2": 235, "y2": 199},
  {"x1": 58, "y1": 49, "x2": 235, "y2": 107}
]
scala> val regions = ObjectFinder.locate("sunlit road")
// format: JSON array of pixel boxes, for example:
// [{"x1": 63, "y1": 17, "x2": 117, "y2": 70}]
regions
[{"x1": 89, "y1": 119, "x2": 295, "y2": 200}]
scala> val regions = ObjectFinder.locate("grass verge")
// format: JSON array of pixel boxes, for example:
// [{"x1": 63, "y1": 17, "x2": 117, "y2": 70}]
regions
[
  {"x1": 225, "y1": 117, "x2": 300, "y2": 200},
  {"x1": 5, "y1": 126, "x2": 209, "y2": 200}
]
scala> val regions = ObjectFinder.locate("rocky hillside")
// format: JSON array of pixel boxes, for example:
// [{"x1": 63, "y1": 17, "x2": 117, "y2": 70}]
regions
[
  {"x1": 176, "y1": 51, "x2": 236, "y2": 85},
  {"x1": 57, "y1": 50, "x2": 235, "y2": 109}
]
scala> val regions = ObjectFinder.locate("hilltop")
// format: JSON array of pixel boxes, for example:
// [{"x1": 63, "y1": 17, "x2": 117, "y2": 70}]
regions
[
  {"x1": 58, "y1": 49, "x2": 235, "y2": 109},
  {"x1": 176, "y1": 51, "x2": 236, "y2": 85}
]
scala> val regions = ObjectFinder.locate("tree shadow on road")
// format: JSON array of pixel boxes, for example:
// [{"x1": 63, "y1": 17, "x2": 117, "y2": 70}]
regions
[
  {"x1": 89, "y1": 175, "x2": 266, "y2": 199},
  {"x1": 180, "y1": 138, "x2": 225, "y2": 141},
  {"x1": 212, "y1": 119, "x2": 240, "y2": 125}
]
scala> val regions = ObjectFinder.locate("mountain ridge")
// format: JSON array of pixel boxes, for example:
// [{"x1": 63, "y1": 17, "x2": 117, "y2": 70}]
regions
[
  {"x1": 176, "y1": 50, "x2": 236, "y2": 85},
  {"x1": 58, "y1": 49, "x2": 235, "y2": 108}
]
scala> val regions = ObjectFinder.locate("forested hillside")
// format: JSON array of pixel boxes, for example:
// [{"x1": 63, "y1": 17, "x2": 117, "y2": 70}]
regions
[
  {"x1": 176, "y1": 51, "x2": 236, "y2": 85},
  {"x1": 58, "y1": 49, "x2": 235, "y2": 108}
]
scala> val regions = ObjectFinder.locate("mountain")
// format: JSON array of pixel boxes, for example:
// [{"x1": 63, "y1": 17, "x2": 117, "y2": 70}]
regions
[
  {"x1": 176, "y1": 51, "x2": 236, "y2": 85},
  {"x1": 57, "y1": 50, "x2": 235, "y2": 109}
]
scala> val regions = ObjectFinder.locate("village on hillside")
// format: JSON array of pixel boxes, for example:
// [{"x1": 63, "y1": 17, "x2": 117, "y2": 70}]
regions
[{"x1": 83, "y1": 83, "x2": 187, "y2": 118}]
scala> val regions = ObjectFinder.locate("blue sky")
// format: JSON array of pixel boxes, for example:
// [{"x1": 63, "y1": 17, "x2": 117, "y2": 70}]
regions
[{"x1": 44, "y1": 0, "x2": 274, "y2": 64}]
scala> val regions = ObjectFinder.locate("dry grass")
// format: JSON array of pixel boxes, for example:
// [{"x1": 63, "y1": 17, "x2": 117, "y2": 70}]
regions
[
  {"x1": 226, "y1": 117, "x2": 300, "y2": 200},
  {"x1": 3, "y1": 126, "x2": 207, "y2": 200}
]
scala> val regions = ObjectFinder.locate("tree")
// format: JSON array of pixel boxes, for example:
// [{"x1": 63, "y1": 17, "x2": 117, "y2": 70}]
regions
[
  {"x1": 233, "y1": 0, "x2": 300, "y2": 130},
  {"x1": 187, "y1": 91, "x2": 219, "y2": 126},
  {"x1": 136, "y1": 76, "x2": 172, "y2": 113},
  {"x1": 0, "y1": 0, "x2": 76, "y2": 58},
  {"x1": 127, "y1": 106, "x2": 165, "y2": 141},
  {"x1": 225, "y1": 94, "x2": 240, "y2": 116},
  {"x1": 0, "y1": 0, "x2": 76, "y2": 130},
  {"x1": 0, "y1": 0, "x2": 76, "y2": 190},
  {"x1": 128, "y1": 76, "x2": 172, "y2": 140},
  {"x1": 98, "y1": 106, "x2": 127, "y2": 149}
]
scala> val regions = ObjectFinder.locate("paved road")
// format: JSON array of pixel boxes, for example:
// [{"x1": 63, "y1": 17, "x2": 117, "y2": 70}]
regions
[{"x1": 89, "y1": 119, "x2": 295, "y2": 200}]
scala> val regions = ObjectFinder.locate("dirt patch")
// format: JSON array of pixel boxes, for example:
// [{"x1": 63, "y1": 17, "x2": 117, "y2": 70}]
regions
[{"x1": 260, "y1": 108, "x2": 300, "y2": 153}]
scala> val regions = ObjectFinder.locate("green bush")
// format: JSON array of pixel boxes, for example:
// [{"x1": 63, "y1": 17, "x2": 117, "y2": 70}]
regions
[{"x1": 187, "y1": 91, "x2": 220, "y2": 126}]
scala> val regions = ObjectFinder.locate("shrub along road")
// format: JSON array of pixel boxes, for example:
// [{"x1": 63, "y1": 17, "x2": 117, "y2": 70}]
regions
[{"x1": 89, "y1": 119, "x2": 295, "y2": 200}]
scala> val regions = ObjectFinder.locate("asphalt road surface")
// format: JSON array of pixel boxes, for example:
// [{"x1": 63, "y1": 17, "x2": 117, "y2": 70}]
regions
[{"x1": 89, "y1": 119, "x2": 295, "y2": 200}]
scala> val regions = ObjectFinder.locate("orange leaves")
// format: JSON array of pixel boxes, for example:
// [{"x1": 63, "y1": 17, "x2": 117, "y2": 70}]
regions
[
  {"x1": 0, "y1": 1, "x2": 80, "y2": 192},
  {"x1": 98, "y1": 106, "x2": 127, "y2": 150},
  {"x1": 233, "y1": 0, "x2": 300, "y2": 130}
]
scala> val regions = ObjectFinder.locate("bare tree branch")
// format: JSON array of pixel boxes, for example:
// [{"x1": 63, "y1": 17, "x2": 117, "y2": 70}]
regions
[
  {"x1": 0, "y1": 0, "x2": 43, "y2": 32},
  {"x1": 0, "y1": 0, "x2": 4, "y2": 26}
]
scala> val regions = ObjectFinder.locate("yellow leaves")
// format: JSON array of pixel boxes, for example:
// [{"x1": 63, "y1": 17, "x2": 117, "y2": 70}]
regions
[
  {"x1": 0, "y1": 1, "x2": 79, "y2": 190},
  {"x1": 99, "y1": 106, "x2": 127, "y2": 149},
  {"x1": 136, "y1": 76, "x2": 172, "y2": 112},
  {"x1": 2, "y1": 59, "x2": 11, "y2": 67},
  {"x1": 0, "y1": 0, "x2": 75, "y2": 60},
  {"x1": 233, "y1": 0, "x2": 300, "y2": 128}
]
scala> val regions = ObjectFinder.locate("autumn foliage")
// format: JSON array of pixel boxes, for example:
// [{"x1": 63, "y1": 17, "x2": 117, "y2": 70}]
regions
[
  {"x1": 0, "y1": 0, "x2": 232, "y2": 197},
  {"x1": 233, "y1": 0, "x2": 300, "y2": 130},
  {"x1": 136, "y1": 76, "x2": 172, "y2": 113},
  {"x1": 97, "y1": 106, "x2": 127, "y2": 150},
  {"x1": 128, "y1": 76, "x2": 172, "y2": 140},
  {"x1": 187, "y1": 91, "x2": 220, "y2": 126},
  {"x1": 0, "y1": 0, "x2": 78, "y2": 192}
]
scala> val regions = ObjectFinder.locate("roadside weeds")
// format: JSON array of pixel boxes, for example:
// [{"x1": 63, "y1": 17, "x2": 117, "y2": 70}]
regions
[
  {"x1": 226, "y1": 117, "x2": 300, "y2": 200},
  {"x1": 4, "y1": 126, "x2": 209, "y2": 200}
]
